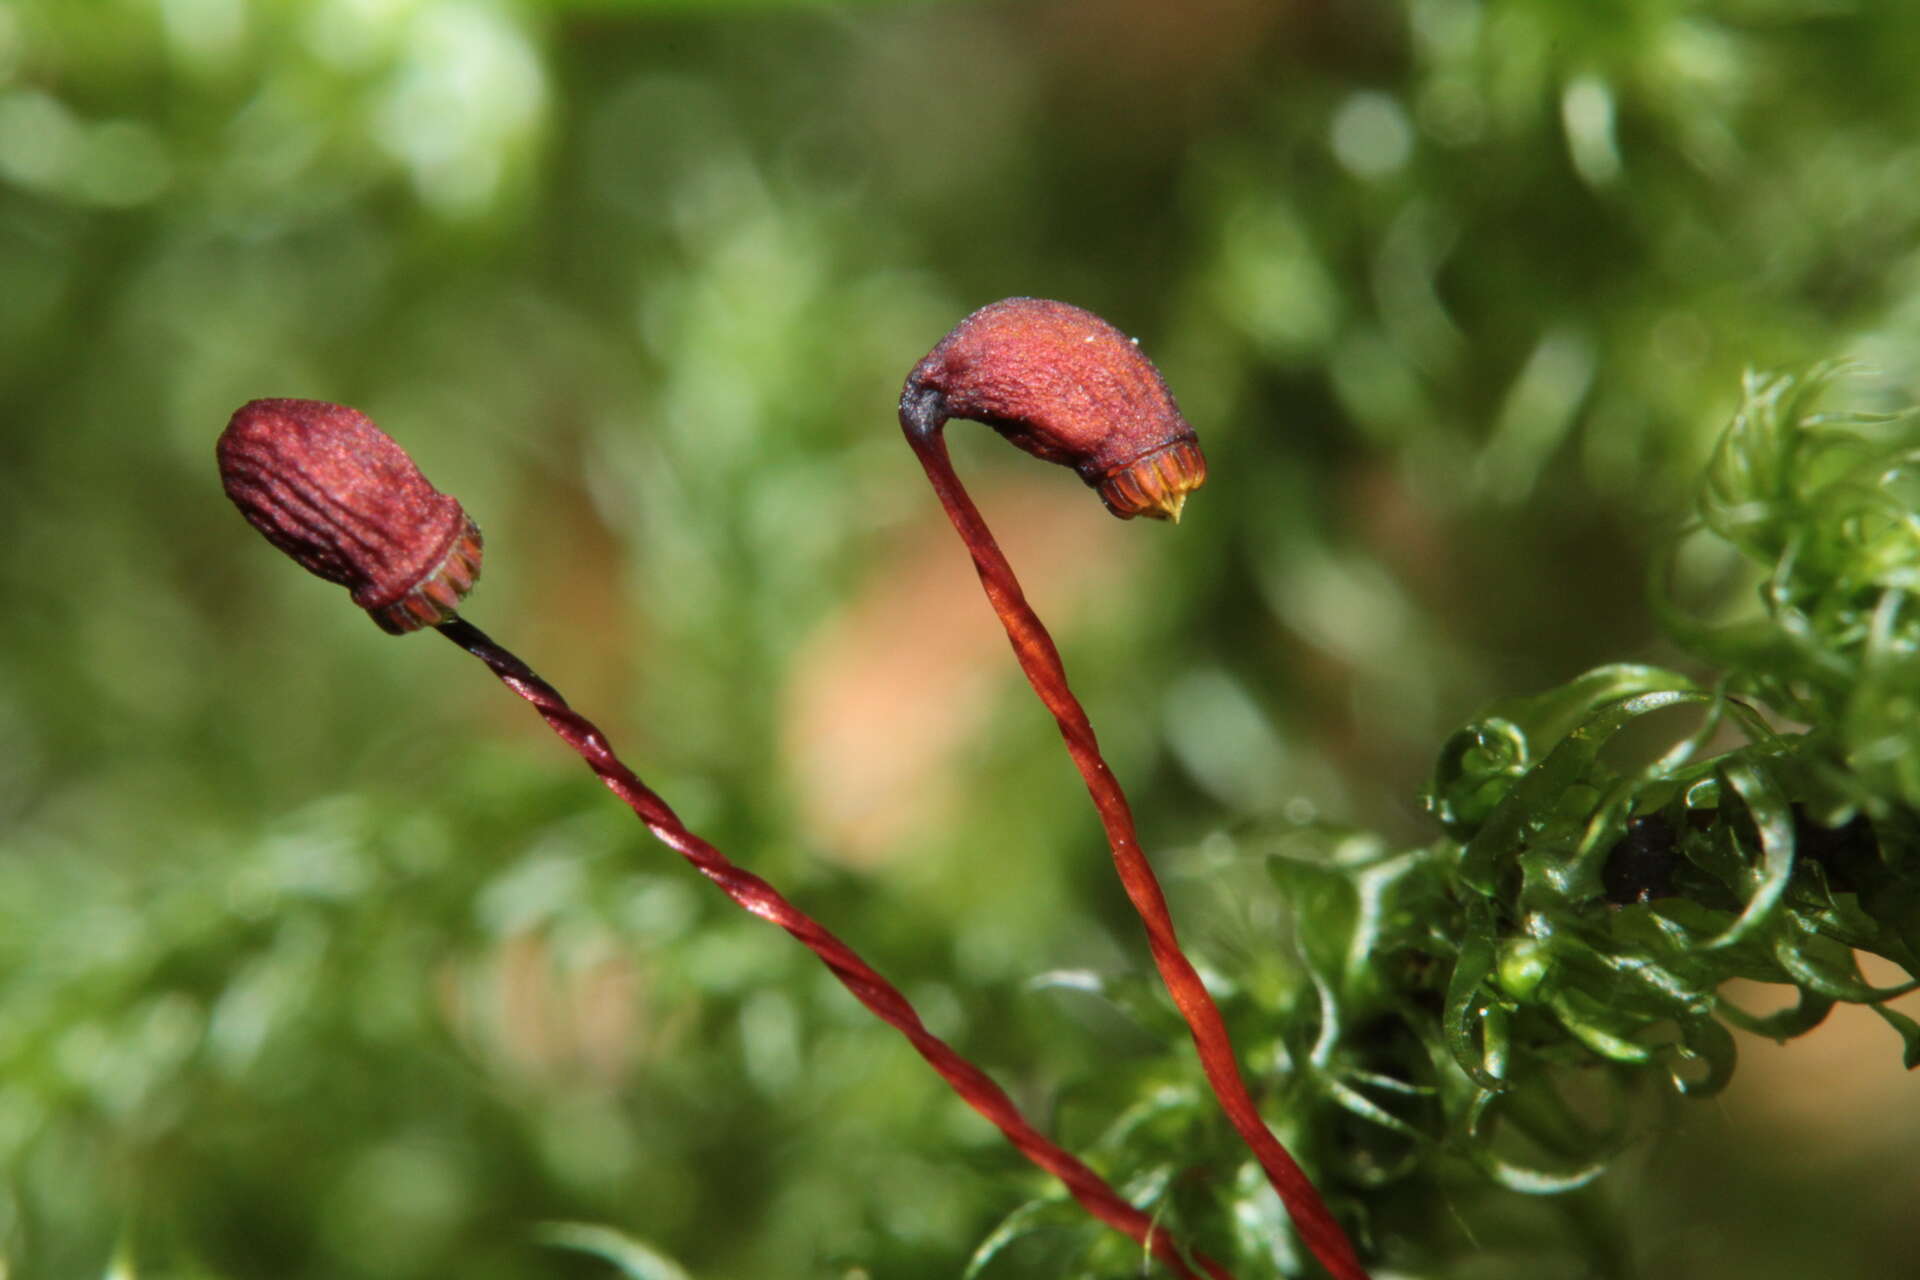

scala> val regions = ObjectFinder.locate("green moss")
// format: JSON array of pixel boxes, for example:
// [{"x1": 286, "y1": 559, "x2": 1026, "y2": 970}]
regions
[{"x1": 1001, "y1": 370, "x2": 1920, "y2": 1276}]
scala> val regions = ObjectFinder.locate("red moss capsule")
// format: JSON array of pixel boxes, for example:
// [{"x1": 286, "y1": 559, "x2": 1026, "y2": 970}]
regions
[
  {"x1": 902, "y1": 297, "x2": 1207, "y2": 520},
  {"x1": 217, "y1": 398, "x2": 483, "y2": 634}
]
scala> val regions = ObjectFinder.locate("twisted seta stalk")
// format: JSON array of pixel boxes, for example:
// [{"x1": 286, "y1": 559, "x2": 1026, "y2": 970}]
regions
[
  {"x1": 435, "y1": 618, "x2": 1233, "y2": 1279},
  {"x1": 217, "y1": 396, "x2": 1231, "y2": 1279},
  {"x1": 900, "y1": 299, "x2": 1370, "y2": 1280}
]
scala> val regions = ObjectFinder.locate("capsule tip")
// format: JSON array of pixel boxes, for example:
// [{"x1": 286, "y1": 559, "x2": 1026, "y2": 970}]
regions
[{"x1": 1095, "y1": 438, "x2": 1208, "y2": 522}]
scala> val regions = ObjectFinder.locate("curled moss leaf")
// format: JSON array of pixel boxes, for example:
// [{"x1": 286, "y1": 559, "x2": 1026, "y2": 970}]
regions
[{"x1": 1055, "y1": 367, "x2": 1920, "y2": 1276}]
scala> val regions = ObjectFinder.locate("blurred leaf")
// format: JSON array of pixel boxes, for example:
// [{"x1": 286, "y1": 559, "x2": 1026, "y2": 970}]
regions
[{"x1": 537, "y1": 1223, "x2": 695, "y2": 1280}]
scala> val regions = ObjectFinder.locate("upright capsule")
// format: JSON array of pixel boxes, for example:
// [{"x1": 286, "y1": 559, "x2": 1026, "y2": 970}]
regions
[{"x1": 217, "y1": 398, "x2": 483, "y2": 633}]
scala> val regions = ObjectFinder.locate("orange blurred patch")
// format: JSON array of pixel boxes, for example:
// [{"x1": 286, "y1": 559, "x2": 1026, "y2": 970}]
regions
[
  {"x1": 783, "y1": 474, "x2": 1138, "y2": 868},
  {"x1": 1720, "y1": 954, "x2": 1920, "y2": 1149},
  {"x1": 438, "y1": 930, "x2": 658, "y2": 1090}
]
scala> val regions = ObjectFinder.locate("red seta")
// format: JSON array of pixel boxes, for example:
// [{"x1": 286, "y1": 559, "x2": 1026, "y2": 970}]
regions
[
  {"x1": 901, "y1": 298, "x2": 1371, "y2": 1280},
  {"x1": 218, "y1": 395, "x2": 1232, "y2": 1278}
]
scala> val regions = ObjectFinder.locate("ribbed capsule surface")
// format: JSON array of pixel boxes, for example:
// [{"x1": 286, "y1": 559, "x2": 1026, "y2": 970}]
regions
[
  {"x1": 903, "y1": 297, "x2": 1207, "y2": 520},
  {"x1": 217, "y1": 398, "x2": 482, "y2": 633}
]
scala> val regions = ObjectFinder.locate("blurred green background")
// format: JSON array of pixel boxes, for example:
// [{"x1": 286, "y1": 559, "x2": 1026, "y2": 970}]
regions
[{"x1": 4, "y1": 0, "x2": 1920, "y2": 1276}]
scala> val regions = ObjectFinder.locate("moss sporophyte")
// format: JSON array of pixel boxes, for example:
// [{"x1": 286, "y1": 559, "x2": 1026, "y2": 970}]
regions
[
  {"x1": 216, "y1": 371, "x2": 1241, "y2": 1280},
  {"x1": 218, "y1": 399, "x2": 483, "y2": 634},
  {"x1": 902, "y1": 297, "x2": 1208, "y2": 521},
  {"x1": 213, "y1": 330, "x2": 1920, "y2": 1276},
  {"x1": 901, "y1": 299, "x2": 1369, "y2": 1280}
]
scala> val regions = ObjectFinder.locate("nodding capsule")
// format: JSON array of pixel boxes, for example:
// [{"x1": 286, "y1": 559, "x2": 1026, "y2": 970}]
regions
[{"x1": 900, "y1": 297, "x2": 1206, "y2": 521}]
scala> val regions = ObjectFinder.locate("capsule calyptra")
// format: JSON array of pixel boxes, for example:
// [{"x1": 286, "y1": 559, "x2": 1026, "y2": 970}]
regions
[
  {"x1": 900, "y1": 297, "x2": 1206, "y2": 521},
  {"x1": 217, "y1": 398, "x2": 483, "y2": 633}
]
